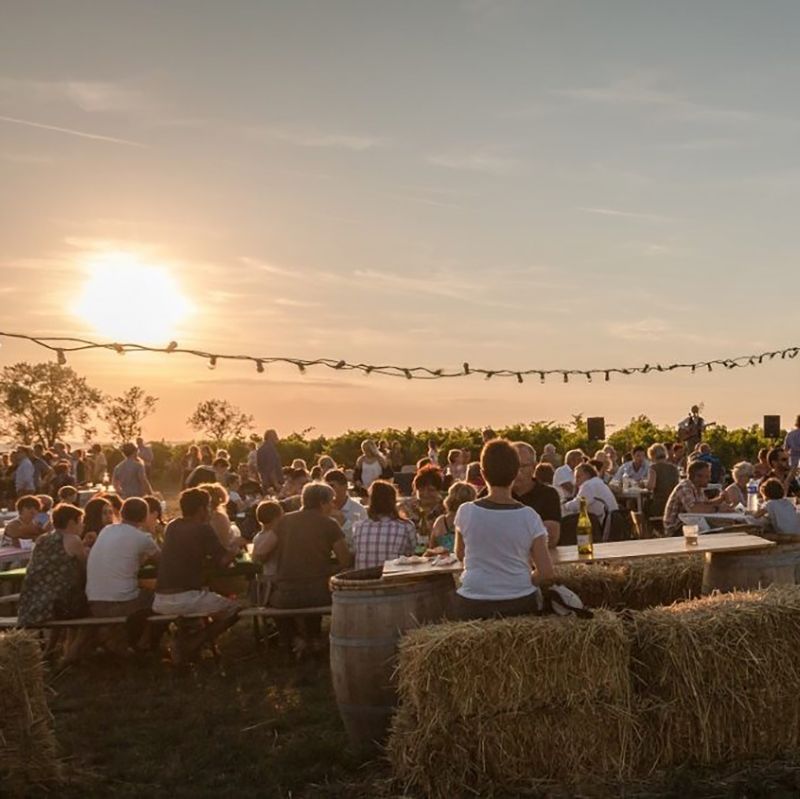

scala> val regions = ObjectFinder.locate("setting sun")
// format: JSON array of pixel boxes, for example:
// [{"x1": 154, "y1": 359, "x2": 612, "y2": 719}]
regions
[{"x1": 73, "y1": 252, "x2": 193, "y2": 343}]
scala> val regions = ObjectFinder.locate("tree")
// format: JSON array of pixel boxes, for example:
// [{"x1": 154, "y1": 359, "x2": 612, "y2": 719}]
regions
[
  {"x1": 100, "y1": 386, "x2": 159, "y2": 444},
  {"x1": 0, "y1": 362, "x2": 103, "y2": 447},
  {"x1": 187, "y1": 399, "x2": 254, "y2": 444}
]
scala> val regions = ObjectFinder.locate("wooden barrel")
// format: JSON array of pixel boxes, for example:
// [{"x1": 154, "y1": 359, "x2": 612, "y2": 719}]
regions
[
  {"x1": 330, "y1": 567, "x2": 455, "y2": 754},
  {"x1": 702, "y1": 534, "x2": 800, "y2": 593}
]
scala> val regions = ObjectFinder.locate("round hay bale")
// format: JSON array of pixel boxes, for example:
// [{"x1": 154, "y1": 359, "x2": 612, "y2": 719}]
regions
[{"x1": 0, "y1": 631, "x2": 62, "y2": 794}]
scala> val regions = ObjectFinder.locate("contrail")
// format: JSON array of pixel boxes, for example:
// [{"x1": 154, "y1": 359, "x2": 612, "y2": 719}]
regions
[{"x1": 0, "y1": 114, "x2": 145, "y2": 147}]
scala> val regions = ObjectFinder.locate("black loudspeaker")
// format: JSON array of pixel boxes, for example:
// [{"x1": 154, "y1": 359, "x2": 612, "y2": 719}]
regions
[
  {"x1": 764, "y1": 415, "x2": 781, "y2": 439},
  {"x1": 587, "y1": 417, "x2": 606, "y2": 441}
]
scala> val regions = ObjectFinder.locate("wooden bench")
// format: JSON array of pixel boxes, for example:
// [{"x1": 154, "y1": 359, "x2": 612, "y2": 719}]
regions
[
  {"x1": 0, "y1": 592, "x2": 19, "y2": 607},
  {"x1": 0, "y1": 605, "x2": 332, "y2": 631}
]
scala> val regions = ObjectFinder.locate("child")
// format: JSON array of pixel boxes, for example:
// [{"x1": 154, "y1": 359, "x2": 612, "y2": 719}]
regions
[
  {"x1": 35, "y1": 494, "x2": 55, "y2": 535},
  {"x1": 251, "y1": 500, "x2": 284, "y2": 604},
  {"x1": 755, "y1": 478, "x2": 800, "y2": 535},
  {"x1": 430, "y1": 481, "x2": 477, "y2": 552},
  {"x1": 3, "y1": 495, "x2": 46, "y2": 548}
]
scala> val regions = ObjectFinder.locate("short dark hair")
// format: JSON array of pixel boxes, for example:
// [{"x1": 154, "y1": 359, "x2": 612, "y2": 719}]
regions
[
  {"x1": 761, "y1": 478, "x2": 785, "y2": 501},
  {"x1": 368, "y1": 480, "x2": 400, "y2": 521},
  {"x1": 256, "y1": 500, "x2": 283, "y2": 527},
  {"x1": 413, "y1": 464, "x2": 444, "y2": 492},
  {"x1": 632, "y1": 446, "x2": 646, "y2": 455},
  {"x1": 143, "y1": 495, "x2": 163, "y2": 521},
  {"x1": 534, "y1": 462, "x2": 554, "y2": 484},
  {"x1": 687, "y1": 460, "x2": 710, "y2": 480},
  {"x1": 768, "y1": 447, "x2": 787, "y2": 467},
  {"x1": 213, "y1": 458, "x2": 230, "y2": 469},
  {"x1": 480, "y1": 439, "x2": 520, "y2": 487},
  {"x1": 57, "y1": 485, "x2": 79, "y2": 502},
  {"x1": 324, "y1": 469, "x2": 348, "y2": 487},
  {"x1": 52, "y1": 503, "x2": 83, "y2": 529},
  {"x1": 186, "y1": 465, "x2": 216, "y2": 488},
  {"x1": 15, "y1": 495, "x2": 41, "y2": 513},
  {"x1": 121, "y1": 497, "x2": 149, "y2": 524},
  {"x1": 576, "y1": 463, "x2": 599, "y2": 481},
  {"x1": 588, "y1": 459, "x2": 605, "y2": 473},
  {"x1": 121, "y1": 442, "x2": 137, "y2": 458},
  {"x1": 180, "y1": 487, "x2": 211, "y2": 518}
]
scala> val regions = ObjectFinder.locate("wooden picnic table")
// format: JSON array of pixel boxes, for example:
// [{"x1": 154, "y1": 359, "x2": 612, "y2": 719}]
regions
[{"x1": 382, "y1": 533, "x2": 775, "y2": 591}]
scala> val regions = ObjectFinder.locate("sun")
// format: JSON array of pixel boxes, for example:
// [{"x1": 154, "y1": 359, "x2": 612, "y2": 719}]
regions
[{"x1": 74, "y1": 251, "x2": 193, "y2": 344}]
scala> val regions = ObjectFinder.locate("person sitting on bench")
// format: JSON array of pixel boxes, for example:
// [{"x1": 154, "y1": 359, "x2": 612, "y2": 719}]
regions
[{"x1": 153, "y1": 487, "x2": 246, "y2": 665}]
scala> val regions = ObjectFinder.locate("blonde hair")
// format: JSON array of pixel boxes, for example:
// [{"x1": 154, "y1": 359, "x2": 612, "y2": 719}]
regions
[
  {"x1": 291, "y1": 458, "x2": 308, "y2": 471},
  {"x1": 198, "y1": 482, "x2": 228, "y2": 508},
  {"x1": 444, "y1": 480, "x2": 477, "y2": 513},
  {"x1": 732, "y1": 461, "x2": 754, "y2": 482},
  {"x1": 647, "y1": 443, "x2": 667, "y2": 461},
  {"x1": 361, "y1": 439, "x2": 379, "y2": 458}
]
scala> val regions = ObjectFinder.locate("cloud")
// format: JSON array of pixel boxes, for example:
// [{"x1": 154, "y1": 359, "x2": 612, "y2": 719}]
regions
[
  {"x1": 0, "y1": 77, "x2": 151, "y2": 114},
  {"x1": 551, "y1": 76, "x2": 760, "y2": 124},
  {"x1": 577, "y1": 206, "x2": 674, "y2": 223},
  {"x1": 252, "y1": 124, "x2": 387, "y2": 151},
  {"x1": 273, "y1": 298, "x2": 321, "y2": 308},
  {"x1": 607, "y1": 317, "x2": 671, "y2": 341},
  {"x1": 427, "y1": 150, "x2": 519, "y2": 176},
  {"x1": 0, "y1": 114, "x2": 144, "y2": 147}
]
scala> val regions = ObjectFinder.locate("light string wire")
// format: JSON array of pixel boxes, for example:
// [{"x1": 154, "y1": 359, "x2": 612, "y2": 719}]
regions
[{"x1": 0, "y1": 331, "x2": 798, "y2": 383}]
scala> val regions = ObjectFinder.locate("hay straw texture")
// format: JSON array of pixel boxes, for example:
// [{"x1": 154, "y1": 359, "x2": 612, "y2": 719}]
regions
[
  {"x1": 389, "y1": 612, "x2": 636, "y2": 796},
  {"x1": 0, "y1": 631, "x2": 62, "y2": 794},
  {"x1": 554, "y1": 555, "x2": 704, "y2": 610},
  {"x1": 630, "y1": 584, "x2": 800, "y2": 772},
  {"x1": 388, "y1": 586, "x2": 800, "y2": 797}
]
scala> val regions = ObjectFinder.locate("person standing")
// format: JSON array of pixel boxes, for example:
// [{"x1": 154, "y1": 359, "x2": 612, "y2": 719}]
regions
[
  {"x1": 784, "y1": 416, "x2": 800, "y2": 469},
  {"x1": 136, "y1": 437, "x2": 154, "y2": 477},
  {"x1": 677, "y1": 405, "x2": 707, "y2": 451},
  {"x1": 14, "y1": 447, "x2": 36, "y2": 497},
  {"x1": 112, "y1": 443, "x2": 152, "y2": 499},
  {"x1": 257, "y1": 430, "x2": 283, "y2": 493}
]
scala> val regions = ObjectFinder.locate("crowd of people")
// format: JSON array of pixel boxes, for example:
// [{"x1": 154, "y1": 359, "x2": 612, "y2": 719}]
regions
[{"x1": 4, "y1": 413, "x2": 800, "y2": 664}]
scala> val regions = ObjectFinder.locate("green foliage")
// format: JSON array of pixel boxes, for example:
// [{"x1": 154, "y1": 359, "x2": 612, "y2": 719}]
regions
[
  {"x1": 186, "y1": 399, "x2": 254, "y2": 444},
  {"x1": 0, "y1": 362, "x2": 103, "y2": 447},
  {"x1": 100, "y1": 386, "x2": 158, "y2": 444}
]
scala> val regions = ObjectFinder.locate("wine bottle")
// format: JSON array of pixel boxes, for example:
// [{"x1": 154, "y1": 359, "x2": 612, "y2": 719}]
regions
[{"x1": 576, "y1": 496, "x2": 593, "y2": 556}]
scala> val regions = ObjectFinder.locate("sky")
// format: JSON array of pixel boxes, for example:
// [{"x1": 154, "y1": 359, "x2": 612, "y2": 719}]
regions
[{"x1": 1, "y1": 0, "x2": 799, "y2": 441}]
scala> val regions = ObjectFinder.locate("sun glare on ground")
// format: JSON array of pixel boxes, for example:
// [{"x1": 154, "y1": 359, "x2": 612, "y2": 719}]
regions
[{"x1": 73, "y1": 252, "x2": 194, "y2": 344}]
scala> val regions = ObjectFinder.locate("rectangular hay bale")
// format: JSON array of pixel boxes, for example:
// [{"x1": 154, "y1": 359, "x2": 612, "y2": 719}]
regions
[
  {"x1": 0, "y1": 631, "x2": 62, "y2": 794},
  {"x1": 395, "y1": 610, "x2": 631, "y2": 724},
  {"x1": 630, "y1": 584, "x2": 800, "y2": 772}
]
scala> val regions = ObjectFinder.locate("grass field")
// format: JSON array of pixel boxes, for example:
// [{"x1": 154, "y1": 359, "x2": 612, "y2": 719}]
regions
[
  {"x1": 17, "y1": 618, "x2": 800, "y2": 799},
  {"x1": 32, "y1": 622, "x2": 392, "y2": 799}
]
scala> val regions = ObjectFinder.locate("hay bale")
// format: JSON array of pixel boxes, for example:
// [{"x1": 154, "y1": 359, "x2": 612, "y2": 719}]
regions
[
  {"x1": 395, "y1": 611, "x2": 630, "y2": 723},
  {"x1": 622, "y1": 555, "x2": 704, "y2": 609},
  {"x1": 390, "y1": 703, "x2": 636, "y2": 798},
  {"x1": 553, "y1": 562, "x2": 629, "y2": 608},
  {"x1": 554, "y1": 556, "x2": 704, "y2": 611},
  {"x1": 630, "y1": 584, "x2": 800, "y2": 772},
  {"x1": 389, "y1": 611, "x2": 636, "y2": 795},
  {"x1": 0, "y1": 631, "x2": 62, "y2": 794}
]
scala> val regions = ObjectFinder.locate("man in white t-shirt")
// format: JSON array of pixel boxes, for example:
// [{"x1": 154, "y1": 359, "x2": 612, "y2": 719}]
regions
[
  {"x1": 87, "y1": 496, "x2": 160, "y2": 650},
  {"x1": 324, "y1": 469, "x2": 367, "y2": 550},
  {"x1": 552, "y1": 449, "x2": 585, "y2": 500},
  {"x1": 563, "y1": 463, "x2": 620, "y2": 519}
]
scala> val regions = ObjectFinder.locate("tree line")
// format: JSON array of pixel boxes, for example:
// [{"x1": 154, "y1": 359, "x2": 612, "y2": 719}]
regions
[{"x1": 0, "y1": 361, "x2": 784, "y2": 486}]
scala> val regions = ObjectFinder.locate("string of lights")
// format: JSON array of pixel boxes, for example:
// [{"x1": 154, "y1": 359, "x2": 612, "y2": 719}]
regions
[{"x1": 1, "y1": 330, "x2": 798, "y2": 383}]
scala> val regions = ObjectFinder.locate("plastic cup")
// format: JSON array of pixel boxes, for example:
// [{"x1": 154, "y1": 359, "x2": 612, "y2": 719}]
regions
[{"x1": 683, "y1": 525, "x2": 700, "y2": 546}]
